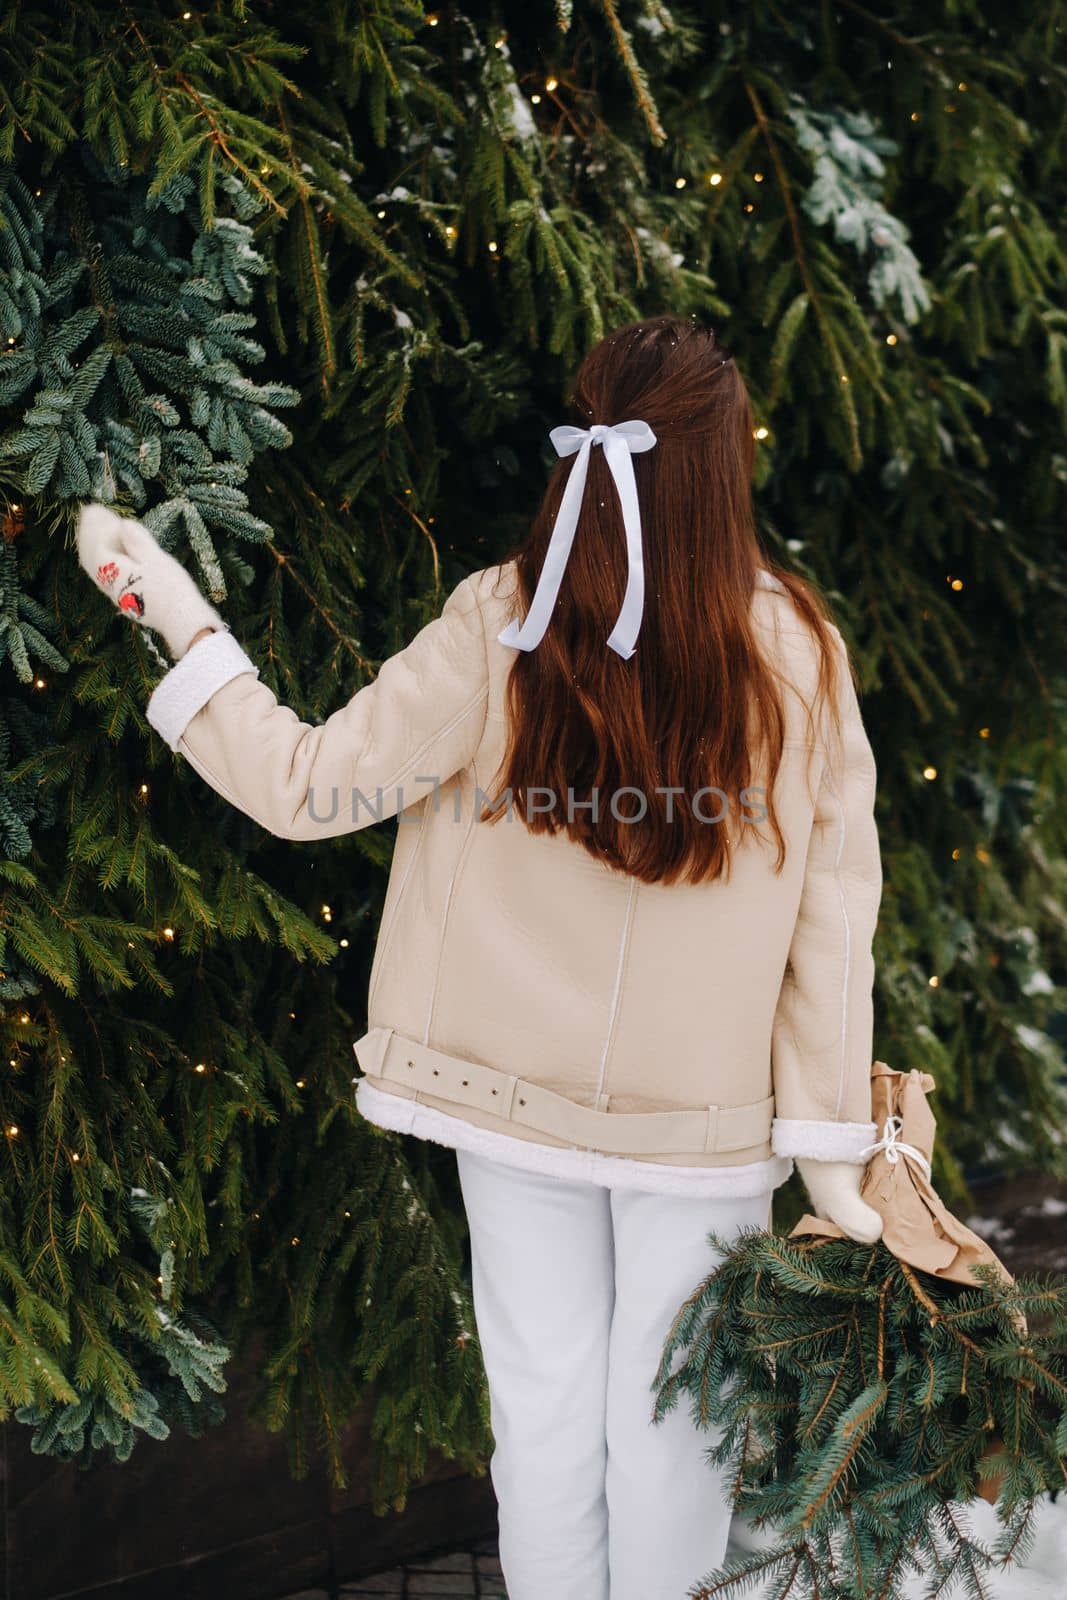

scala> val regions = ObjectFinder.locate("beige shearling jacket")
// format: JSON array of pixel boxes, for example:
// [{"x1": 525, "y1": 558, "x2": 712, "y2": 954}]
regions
[{"x1": 145, "y1": 560, "x2": 883, "y2": 1199}]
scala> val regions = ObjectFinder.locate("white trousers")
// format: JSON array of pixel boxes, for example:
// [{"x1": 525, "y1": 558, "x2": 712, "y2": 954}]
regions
[{"x1": 455, "y1": 1146, "x2": 774, "y2": 1600}]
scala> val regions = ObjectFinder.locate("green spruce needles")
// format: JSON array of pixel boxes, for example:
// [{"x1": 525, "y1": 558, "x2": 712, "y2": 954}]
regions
[{"x1": 653, "y1": 1228, "x2": 1067, "y2": 1599}]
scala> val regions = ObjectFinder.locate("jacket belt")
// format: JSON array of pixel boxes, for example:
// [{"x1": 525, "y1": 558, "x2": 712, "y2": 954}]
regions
[{"x1": 352, "y1": 1026, "x2": 774, "y2": 1157}]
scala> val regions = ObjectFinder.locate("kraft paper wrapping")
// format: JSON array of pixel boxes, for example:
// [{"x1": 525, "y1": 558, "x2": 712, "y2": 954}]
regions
[
  {"x1": 791, "y1": 1061, "x2": 1015, "y2": 1292},
  {"x1": 790, "y1": 1061, "x2": 1027, "y2": 1504}
]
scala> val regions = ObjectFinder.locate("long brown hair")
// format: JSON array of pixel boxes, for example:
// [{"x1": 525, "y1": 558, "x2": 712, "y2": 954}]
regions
[{"x1": 482, "y1": 314, "x2": 845, "y2": 886}]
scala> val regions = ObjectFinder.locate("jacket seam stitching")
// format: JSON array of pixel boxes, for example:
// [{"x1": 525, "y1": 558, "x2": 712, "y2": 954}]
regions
[
  {"x1": 176, "y1": 674, "x2": 487, "y2": 838},
  {"x1": 366, "y1": 572, "x2": 492, "y2": 806},
  {"x1": 594, "y1": 877, "x2": 638, "y2": 1108},
  {"x1": 290, "y1": 683, "x2": 488, "y2": 832},
  {"x1": 825, "y1": 771, "x2": 852, "y2": 1119},
  {"x1": 420, "y1": 774, "x2": 481, "y2": 1046},
  {"x1": 416, "y1": 591, "x2": 492, "y2": 1043},
  {"x1": 367, "y1": 805, "x2": 429, "y2": 1014},
  {"x1": 178, "y1": 739, "x2": 275, "y2": 831}
]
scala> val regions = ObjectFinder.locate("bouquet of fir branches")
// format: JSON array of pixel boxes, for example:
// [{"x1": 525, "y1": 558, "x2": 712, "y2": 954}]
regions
[{"x1": 653, "y1": 1064, "x2": 1067, "y2": 1600}]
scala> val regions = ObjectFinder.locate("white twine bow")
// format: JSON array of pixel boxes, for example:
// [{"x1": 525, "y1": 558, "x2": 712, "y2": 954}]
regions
[
  {"x1": 497, "y1": 419, "x2": 658, "y2": 659},
  {"x1": 858, "y1": 1113, "x2": 933, "y2": 1183}
]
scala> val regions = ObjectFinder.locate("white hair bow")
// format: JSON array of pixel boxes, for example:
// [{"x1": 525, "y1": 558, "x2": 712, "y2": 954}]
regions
[{"x1": 497, "y1": 419, "x2": 658, "y2": 659}]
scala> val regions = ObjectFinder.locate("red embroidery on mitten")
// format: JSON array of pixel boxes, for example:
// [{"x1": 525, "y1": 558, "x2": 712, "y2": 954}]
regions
[
  {"x1": 97, "y1": 562, "x2": 120, "y2": 586},
  {"x1": 119, "y1": 591, "x2": 145, "y2": 618}
]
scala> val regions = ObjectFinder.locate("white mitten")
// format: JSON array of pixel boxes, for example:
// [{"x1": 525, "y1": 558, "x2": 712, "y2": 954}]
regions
[
  {"x1": 76, "y1": 503, "x2": 225, "y2": 660},
  {"x1": 795, "y1": 1158, "x2": 883, "y2": 1245}
]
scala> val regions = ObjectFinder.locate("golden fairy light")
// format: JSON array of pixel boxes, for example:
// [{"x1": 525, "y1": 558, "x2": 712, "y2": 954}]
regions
[{"x1": 922, "y1": 766, "x2": 937, "y2": 780}]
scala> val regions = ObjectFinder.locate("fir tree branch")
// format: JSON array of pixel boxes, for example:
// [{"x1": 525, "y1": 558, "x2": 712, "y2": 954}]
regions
[
  {"x1": 743, "y1": 76, "x2": 861, "y2": 469},
  {"x1": 170, "y1": 73, "x2": 285, "y2": 217},
  {"x1": 596, "y1": 0, "x2": 666, "y2": 145},
  {"x1": 267, "y1": 542, "x2": 373, "y2": 673}
]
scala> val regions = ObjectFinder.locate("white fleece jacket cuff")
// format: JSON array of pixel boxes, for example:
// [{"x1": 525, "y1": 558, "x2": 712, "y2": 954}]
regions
[
  {"x1": 146, "y1": 630, "x2": 259, "y2": 752},
  {"x1": 770, "y1": 1117, "x2": 877, "y2": 1164}
]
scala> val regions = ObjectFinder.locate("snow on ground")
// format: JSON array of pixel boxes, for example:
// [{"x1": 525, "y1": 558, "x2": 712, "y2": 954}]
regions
[{"x1": 724, "y1": 1494, "x2": 1067, "y2": 1597}]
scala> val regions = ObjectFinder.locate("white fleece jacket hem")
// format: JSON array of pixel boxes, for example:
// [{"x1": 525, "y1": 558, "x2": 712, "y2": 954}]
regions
[
  {"x1": 770, "y1": 1117, "x2": 877, "y2": 1164},
  {"x1": 355, "y1": 1077, "x2": 794, "y2": 1198},
  {"x1": 146, "y1": 630, "x2": 260, "y2": 751}
]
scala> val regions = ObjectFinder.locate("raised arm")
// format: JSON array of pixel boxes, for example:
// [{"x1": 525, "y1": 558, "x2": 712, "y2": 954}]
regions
[{"x1": 76, "y1": 504, "x2": 490, "y2": 841}]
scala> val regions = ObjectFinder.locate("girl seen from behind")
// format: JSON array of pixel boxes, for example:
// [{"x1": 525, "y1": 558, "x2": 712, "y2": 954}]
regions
[{"x1": 76, "y1": 313, "x2": 883, "y2": 1599}]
